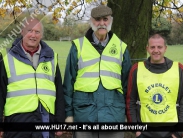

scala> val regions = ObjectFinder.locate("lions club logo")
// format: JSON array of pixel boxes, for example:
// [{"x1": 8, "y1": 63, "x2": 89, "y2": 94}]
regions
[
  {"x1": 41, "y1": 63, "x2": 50, "y2": 73},
  {"x1": 109, "y1": 44, "x2": 118, "y2": 56},
  {"x1": 149, "y1": 89, "x2": 166, "y2": 108}
]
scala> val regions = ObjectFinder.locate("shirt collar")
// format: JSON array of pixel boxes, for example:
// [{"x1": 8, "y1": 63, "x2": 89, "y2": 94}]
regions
[
  {"x1": 21, "y1": 42, "x2": 41, "y2": 57},
  {"x1": 92, "y1": 32, "x2": 109, "y2": 47}
]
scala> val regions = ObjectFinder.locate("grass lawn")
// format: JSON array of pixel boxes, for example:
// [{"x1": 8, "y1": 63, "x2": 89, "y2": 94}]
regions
[
  {"x1": 1, "y1": 37, "x2": 183, "y2": 78},
  {"x1": 165, "y1": 45, "x2": 183, "y2": 64},
  {"x1": 44, "y1": 40, "x2": 71, "y2": 78}
]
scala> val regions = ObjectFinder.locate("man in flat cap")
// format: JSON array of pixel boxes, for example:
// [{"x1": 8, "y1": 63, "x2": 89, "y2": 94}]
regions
[{"x1": 63, "y1": 5, "x2": 131, "y2": 138}]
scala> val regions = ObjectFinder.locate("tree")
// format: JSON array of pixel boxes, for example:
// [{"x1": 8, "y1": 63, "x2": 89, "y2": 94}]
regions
[
  {"x1": 151, "y1": 16, "x2": 172, "y2": 37},
  {"x1": 62, "y1": 16, "x2": 77, "y2": 38},
  {"x1": 168, "y1": 21, "x2": 183, "y2": 45},
  {"x1": 108, "y1": 0, "x2": 152, "y2": 62},
  {"x1": 60, "y1": 16, "x2": 89, "y2": 40}
]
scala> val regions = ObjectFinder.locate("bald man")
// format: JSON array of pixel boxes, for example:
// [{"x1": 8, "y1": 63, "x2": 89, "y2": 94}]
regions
[{"x1": 0, "y1": 18, "x2": 65, "y2": 138}]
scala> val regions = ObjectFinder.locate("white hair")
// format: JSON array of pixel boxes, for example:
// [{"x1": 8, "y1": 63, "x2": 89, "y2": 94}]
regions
[{"x1": 89, "y1": 16, "x2": 113, "y2": 32}]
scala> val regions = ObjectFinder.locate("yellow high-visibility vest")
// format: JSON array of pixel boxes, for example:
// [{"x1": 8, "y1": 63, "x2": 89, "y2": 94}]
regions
[
  {"x1": 137, "y1": 62, "x2": 179, "y2": 122},
  {"x1": 2, "y1": 49, "x2": 57, "y2": 116},
  {"x1": 73, "y1": 34, "x2": 127, "y2": 93}
]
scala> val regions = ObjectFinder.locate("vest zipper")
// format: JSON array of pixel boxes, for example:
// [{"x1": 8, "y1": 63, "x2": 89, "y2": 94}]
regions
[
  {"x1": 34, "y1": 72, "x2": 38, "y2": 95},
  {"x1": 99, "y1": 55, "x2": 102, "y2": 83},
  {"x1": 99, "y1": 47, "x2": 104, "y2": 83}
]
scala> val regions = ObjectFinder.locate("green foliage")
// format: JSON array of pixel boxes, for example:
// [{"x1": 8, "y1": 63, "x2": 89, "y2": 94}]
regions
[
  {"x1": 70, "y1": 23, "x2": 89, "y2": 39},
  {"x1": 0, "y1": 23, "x2": 20, "y2": 38},
  {"x1": 151, "y1": 17, "x2": 171, "y2": 37},
  {"x1": 168, "y1": 22, "x2": 183, "y2": 45},
  {"x1": 0, "y1": 13, "x2": 89, "y2": 41},
  {"x1": 43, "y1": 24, "x2": 62, "y2": 41},
  {"x1": 150, "y1": 16, "x2": 183, "y2": 45},
  {"x1": 0, "y1": 15, "x2": 19, "y2": 38},
  {"x1": 60, "y1": 17, "x2": 89, "y2": 40}
]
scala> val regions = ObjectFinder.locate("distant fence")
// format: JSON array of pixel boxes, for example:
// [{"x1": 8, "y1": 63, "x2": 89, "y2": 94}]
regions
[
  {"x1": 131, "y1": 58, "x2": 147, "y2": 62},
  {"x1": 60, "y1": 37, "x2": 71, "y2": 41},
  {"x1": 131, "y1": 58, "x2": 147, "y2": 64}
]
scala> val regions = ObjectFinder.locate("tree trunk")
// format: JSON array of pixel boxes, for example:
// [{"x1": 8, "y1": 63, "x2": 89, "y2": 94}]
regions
[{"x1": 108, "y1": 0, "x2": 153, "y2": 64}]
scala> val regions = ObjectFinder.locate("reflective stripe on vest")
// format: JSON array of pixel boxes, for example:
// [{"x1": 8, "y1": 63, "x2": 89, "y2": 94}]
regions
[
  {"x1": 74, "y1": 34, "x2": 127, "y2": 93},
  {"x1": 7, "y1": 50, "x2": 55, "y2": 83},
  {"x1": 6, "y1": 89, "x2": 56, "y2": 98},
  {"x1": 137, "y1": 62, "x2": 179, "y2": 122},
  {"x1": 2, "y1": 49, "x2": 57, "y2": 116}
]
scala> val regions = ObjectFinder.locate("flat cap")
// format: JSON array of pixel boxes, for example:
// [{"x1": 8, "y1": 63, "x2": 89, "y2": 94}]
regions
[{"x1": 91, "y1": 5, "x2": 112, "y2": 18}]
